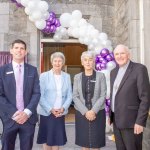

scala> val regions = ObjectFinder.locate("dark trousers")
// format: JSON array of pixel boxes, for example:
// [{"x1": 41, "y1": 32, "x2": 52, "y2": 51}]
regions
[
  {"x1": 113, "y1": 119, "x2": 143, "y2": 150},
  {"x1": 1, "y1": 122, "x2": 35, "y2": 150}
]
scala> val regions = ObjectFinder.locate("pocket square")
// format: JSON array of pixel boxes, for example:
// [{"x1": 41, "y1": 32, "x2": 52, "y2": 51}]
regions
[{"x1": 6, "y1": 71, "x2": 13, "y2": 74}]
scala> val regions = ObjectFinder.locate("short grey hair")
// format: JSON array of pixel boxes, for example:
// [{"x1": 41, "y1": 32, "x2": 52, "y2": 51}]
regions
[
  {"x1": 114, "y1": 44, "x2": 130, "y2": 54},
  {"x1": 50, "y1": 52, "x2": 65, "y2": 64},
  {"x1": 81, "y1": 51, "x2": 95, "y2": 61}
]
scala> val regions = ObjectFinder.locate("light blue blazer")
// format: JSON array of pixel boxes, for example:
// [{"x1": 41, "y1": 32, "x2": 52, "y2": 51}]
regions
[{"x1": 37, "y1": 69, "x2": 72, "y2": 116}]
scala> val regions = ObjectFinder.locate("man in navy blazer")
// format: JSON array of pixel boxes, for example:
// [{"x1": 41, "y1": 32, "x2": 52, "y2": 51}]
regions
[
  {"x1": 0, "y1": 39, "x2": 41, "y2": 150},
  {"x1": 110, "y1": 45, "x2": 150, "y2": 150}
]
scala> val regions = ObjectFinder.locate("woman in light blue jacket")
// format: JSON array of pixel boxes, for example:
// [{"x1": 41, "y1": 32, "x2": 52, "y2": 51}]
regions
[{"x1": 37, "y1": 52, "x2": 72, "y2": 150}]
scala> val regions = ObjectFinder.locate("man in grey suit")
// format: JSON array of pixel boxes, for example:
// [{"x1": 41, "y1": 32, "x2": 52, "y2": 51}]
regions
[{"x1": 110, "y1": 45, "x2": 150, "y2": 150}]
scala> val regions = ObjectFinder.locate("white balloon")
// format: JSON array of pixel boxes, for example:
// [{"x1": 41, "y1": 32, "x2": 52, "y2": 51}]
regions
[
  {"x1": 16, "y1": 0, "x2": 21, "y2": 3},
  {"x1": 62, "y1": 34, "x2": 69, "y2": 40},
  {"x1": 92, "y1": 38, "x2": 99, "y2": 46},
  {"x1": 102, "y1": 40, "x2": 112, "y2": 47},
  {"x1": 78, "y1": 18, "x2": 87, "y2": 27},
  {"x1": 29, "y1": 15, "x2": 35, "y2": 22},
  {"x1": 101, "y1": 70, "x2": 110, "y2": 80},
  {"x1": 107, "y1": 46, "x2": 113, "y2": 52},
  {"x1": 35, "y1": 20, "x2": 46, "y2": 30},
  {"x1": 69, "y1": 20, "x2": 78, "y2": 28},
  {"x1": 98, "y1": 32, "x2": 108, "y2": 41},
  {"x1": 72, "y1": 28, "x2": 80, "y2": 38},
  {"x1": 94, "y1": 46, "x2": 103, "y2": 54},
  {"x1": 67, "y1": 27, "x2": 73, "y2": 37},
  {"x1": 53, "y1": 34, "x2": 62, "y2": 42},
  {"x1": 60, "y1": 13, "x2": 72, "y2": 27},
  {"x1": 83, "y1": 37, "x2": 91, "y2": 45},
  {"x1": 31, "y1": 11, "x2": 42, "y2": 21},
  {"x1": 42, "y1": 11, "x2": 50, "y2": 20},
  {"x1": 79, "y1": 37, "x2": 84, "y2": 44},
  {"x1": 79, "y1": 25, "x2": 88, "y2": 37},
  {"x1": 60, "y1": 27, "x2": 67, "y2": 36},
  {"x1": 38, "y1": 1, "x2": 49, "y2": 12},
  {"x1": 90, "y1": 29, "x2": 99, "y2": 38},
  {"x1": 21, "y1": 0, "x2": 30, "y2": 7},
  {"x1": 72, "y1": 10, "x2": 82, "y2": 21},
  {"x1": 88, "y1": 44, "x2": 95, "y2": 50},
  {"x1": 27, "y1": 1, "x2": 36, "y2": 11},
  {"x1": 25, "y1": 7, "x2": 32, "y2": 15},
  {"x1": 106, "y1": 61, "x2": 116, "y2": 71}
]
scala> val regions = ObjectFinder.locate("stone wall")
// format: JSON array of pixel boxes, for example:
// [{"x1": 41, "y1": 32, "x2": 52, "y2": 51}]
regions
[
  {"x1": 0, "y1": 1, "x2": 39, "y2": 67},
  {"x1": 114, "y1": 0, "x2": 140, "y2": 62}
]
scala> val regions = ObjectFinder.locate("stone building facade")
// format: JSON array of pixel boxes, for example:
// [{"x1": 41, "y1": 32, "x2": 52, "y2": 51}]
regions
[{"x1": 0, "y1": 0, "x2": 150, "y2": 149}]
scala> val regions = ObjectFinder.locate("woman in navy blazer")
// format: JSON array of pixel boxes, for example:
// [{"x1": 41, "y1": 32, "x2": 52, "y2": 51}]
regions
[{"x1": 37, "y1": 52, "x2": 72, "y2": 150}]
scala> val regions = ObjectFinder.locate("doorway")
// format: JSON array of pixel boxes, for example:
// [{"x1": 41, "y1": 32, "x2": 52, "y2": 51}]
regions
[{"x1": 40, "y1": 42, "x2": 87, "y2": 123}]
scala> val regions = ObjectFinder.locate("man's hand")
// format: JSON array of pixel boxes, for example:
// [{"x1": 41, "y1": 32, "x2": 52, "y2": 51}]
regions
[
  {"x1": 12, "y1": 111, "x2": 29, "y2": 124},
  {"x1": 85, "y1": 110, "x2": 96, "y2": 121},
  {"x1": 12, "y1": 110, "x2": 20, "y2": 118},
  {"x1": 134, "y1": 124, "x2": 144, "y2": 134}
]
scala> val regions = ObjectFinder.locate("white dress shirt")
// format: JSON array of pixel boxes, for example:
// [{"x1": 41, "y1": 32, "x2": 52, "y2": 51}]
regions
[
  {"x1": 53, "y1": 74, "x2": 62, "y2": 109},
  {"x1": 112, "y1": 61, "x2": 130, "y2": 112}
]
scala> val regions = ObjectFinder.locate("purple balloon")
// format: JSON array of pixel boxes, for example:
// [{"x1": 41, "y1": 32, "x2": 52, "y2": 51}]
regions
[
  {"x1": 110, "y1": 52, "x2": 114, "y2": 58},
  {"x1": 54, "y1": 19, "x2": 61, "y2": 27},
  {"x1": 49, "y1": 12, "x2": 56, "y2": 18},
  {"x1": 49, "y1": 25, "x2": 56, "y2": 33},
  {"x1": 105, "y1": 54, "x2": 114, "y2": 61},
  {"x1": 101, "y1": 59, "x2": 108, "y2": 65},
  {"x1": 95, "y1": 55, "x2": 100, "y2": 63},
  {"x1": 106, "y1": 99, "x2": 111, "y2": 106},
  {"x1": 46, "y1": 21, "x2": 51, "y2": 26},
  {"x1": 100, "y1": 63, "x2": 107, "y2": 70},
  {"x1": 16, "y1": 2, "x2": 23, "y2": 7},
  {"x1": 95, "y1": 63, "x2": 101, "y2": 71},
  {"x1": 100, "y1": 48, "x2": 110, "y2": 58},
  {"x1": 98, "y1": 57, "x2": 105, "y2": 63},
  {"x1": 105, "y1": 106, "x2": 110, "y2": 114},
  {"x1": 45, "y1": 25, "x2": 51, "y2": 31},
  {"x1": 47, "y1": 16, "x2": 54, "y2": 23}
]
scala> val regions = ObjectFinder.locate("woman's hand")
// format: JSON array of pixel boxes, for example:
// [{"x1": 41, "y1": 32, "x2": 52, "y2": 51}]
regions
[
  {"x1": 51, "y1": 108, "x2": 64, "y2": 118},
  {"x1": 85, "y1": 110, "x2": 96, "y2": 121}
]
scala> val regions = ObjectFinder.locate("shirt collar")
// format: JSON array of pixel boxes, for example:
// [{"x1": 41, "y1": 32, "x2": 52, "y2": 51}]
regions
[
  {"x1": 12, "y1": 61, "x2": 24, "y2": 68},
  {"x1": 119, "y1": 60, "x2": 130, "y2": 70}
]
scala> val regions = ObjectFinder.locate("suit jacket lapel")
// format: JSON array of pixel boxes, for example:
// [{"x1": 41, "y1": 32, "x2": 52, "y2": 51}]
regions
[
  {"x1": 23, "y1": 63, "x2": 28, "y2": 92},
  {"x1": 111, "y1": 67, "x2": 119, "y2": 96},
  {"x1": 49, "y1": 70, "x2": 56, "y2": 89},
  {"x1": 117, "y1": 61, "x2": 133, "y2": 94},
  {"x1": 61, "y1": 71, "x2": 65, "y2": 90},
  {"x1": 79, "y1": 73, "x2": 85, "y2": 100},
  {"x1": 7, "y1": 63, "x2": 16, "y2": 90}
]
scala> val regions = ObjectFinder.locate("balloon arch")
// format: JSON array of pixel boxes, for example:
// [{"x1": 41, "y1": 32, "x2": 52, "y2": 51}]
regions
[{"x1": 10, "y1": 0, "x2": 117, "y2": 116}]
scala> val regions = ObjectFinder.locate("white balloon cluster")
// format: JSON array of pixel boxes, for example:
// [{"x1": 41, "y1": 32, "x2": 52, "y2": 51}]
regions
[
  {"x1": 54, "y1": 10, "x2": 113, "y2": 53},
  {"x1": 16, "y1": 0, "x2": 49, "y2": 30}
]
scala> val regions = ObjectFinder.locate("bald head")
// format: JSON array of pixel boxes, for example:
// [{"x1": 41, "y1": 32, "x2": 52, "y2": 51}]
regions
[
  {"x1": 113, "y1": 44, "x2": 130, "y2": 67},
  {"x1": 114, "y1": 44, "x2": 130, "y2": 54}
]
